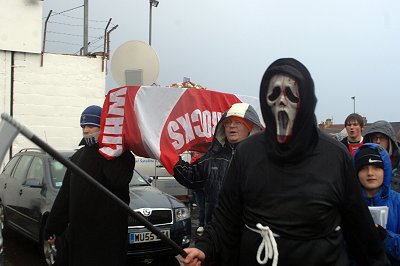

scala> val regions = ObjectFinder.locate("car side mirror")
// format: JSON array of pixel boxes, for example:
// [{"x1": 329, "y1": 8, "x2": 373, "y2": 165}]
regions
[{"x1": 25, "y1": 178, "x2": 43, "y2": 188}]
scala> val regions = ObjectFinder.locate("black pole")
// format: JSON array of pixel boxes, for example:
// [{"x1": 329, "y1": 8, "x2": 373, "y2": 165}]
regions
[
  {"x1": 0, "y1": 113, "x2": 187, "y2": 258},
  {"x1": 149, "y1": 0, "x2": 152, "y2": 45},
  {"x1": 9, "y1": 52, "x2": 15, "y2": 161}
]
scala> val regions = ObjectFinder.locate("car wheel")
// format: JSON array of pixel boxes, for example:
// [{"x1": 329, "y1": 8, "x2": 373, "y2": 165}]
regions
[{"x1": 0, "y1": 203, "x2": 7, "y2": 236}]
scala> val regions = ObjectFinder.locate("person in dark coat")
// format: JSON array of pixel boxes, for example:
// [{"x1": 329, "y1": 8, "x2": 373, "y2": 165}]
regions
[
  {"x1": 44, "y1": 105, "x2": 135, "y2": 266},
  {"x1": 173, "y1": 102, "x2": 263, "y2": 224},
  {"x1": 180, "y1": 58, "x2": 389, "y2": 266}
]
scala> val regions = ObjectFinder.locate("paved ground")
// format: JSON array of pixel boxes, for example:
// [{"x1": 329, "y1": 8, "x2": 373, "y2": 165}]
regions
[{"x1": 1, "y1": 204, "x2": 202, "y2": 266}]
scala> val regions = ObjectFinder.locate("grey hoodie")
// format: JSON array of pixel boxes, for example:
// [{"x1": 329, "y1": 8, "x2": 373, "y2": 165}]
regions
[{"x1": 363, "y1": 120, "x2": 400, "y2": 192}]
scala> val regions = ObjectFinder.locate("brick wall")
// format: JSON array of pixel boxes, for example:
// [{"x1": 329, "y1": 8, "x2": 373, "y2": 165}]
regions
[{"x1": 0, "y1": 51, "x2": 106, "y2": 166}]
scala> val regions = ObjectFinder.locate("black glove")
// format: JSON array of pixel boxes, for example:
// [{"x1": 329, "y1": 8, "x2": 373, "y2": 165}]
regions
[{"x1": 375, "y1": 224, "x2": 387, "y2": 240}]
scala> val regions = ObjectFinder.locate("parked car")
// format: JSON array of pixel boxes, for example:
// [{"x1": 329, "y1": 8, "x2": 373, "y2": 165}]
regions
[
  {"x1": 134, "y1": 152, "x2": 192, "y2": 204},
  {"x1": 0, "y1": 148, "x2": 191, "y2": 265}
]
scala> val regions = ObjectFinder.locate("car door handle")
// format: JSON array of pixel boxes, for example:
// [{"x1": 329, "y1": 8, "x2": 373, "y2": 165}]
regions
[{"x1": 19, "y1": 189, "x2": 23, "y2": 196}]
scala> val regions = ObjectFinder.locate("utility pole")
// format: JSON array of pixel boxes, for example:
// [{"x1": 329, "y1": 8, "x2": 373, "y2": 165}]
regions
[
  {"x1": 83, "y1": 0, "x2": 89, "y2": 55},
  {"x1": 149, "y1": 0, "x2": 159, "y2": 46}
]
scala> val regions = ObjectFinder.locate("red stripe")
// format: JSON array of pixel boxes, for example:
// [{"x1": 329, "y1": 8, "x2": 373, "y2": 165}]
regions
[{"x1": 159, "y1": 88, "x2": 241, "y2": 174}]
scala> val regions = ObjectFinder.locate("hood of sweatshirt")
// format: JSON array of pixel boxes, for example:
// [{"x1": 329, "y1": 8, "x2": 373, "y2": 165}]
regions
[{"x1": 259, "y1": 58, "x2": 318, "y2": 164}]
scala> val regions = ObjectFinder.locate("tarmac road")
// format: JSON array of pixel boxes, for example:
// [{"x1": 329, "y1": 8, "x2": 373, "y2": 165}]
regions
[{"x1": 0, "y1": 206, "x2": 200, "y2": 266}]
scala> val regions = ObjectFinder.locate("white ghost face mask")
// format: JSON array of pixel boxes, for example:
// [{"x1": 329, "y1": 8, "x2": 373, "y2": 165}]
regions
[{"x1": 266, "y1": 74, "x2": 300, "y2": 144}]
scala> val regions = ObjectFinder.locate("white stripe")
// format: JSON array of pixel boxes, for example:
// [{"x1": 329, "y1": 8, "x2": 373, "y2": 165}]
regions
[
  {"x1": 104, "y1": 117, "x2": 124, "y2": 134},
  {"x1": 134, "y1": 86, "x2": 184, "y2": 159},
  {"x1": 226, "y1": 102, "x2": 250, "y2": 118}
]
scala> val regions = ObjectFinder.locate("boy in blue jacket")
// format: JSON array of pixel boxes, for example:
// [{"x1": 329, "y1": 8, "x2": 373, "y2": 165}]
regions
[{"x1": 354, "y1": 143, "x2": 400, "y2": 264}]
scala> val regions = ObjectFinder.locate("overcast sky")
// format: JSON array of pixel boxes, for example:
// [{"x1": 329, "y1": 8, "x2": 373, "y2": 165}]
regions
[{"x1": 43, "y1": 0, "x2": 400, "y2": 125}]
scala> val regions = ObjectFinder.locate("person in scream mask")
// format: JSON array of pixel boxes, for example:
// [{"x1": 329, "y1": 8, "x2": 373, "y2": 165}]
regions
[
  {"x1": 173, "y1": 102, "x2": 263, "y2": 225},
  {"x1": 180, "y1": 58, "x2": 389, "y2": 266},
  {"x1": 45, "y1": 105, "x2": 135, "y2": 266}
]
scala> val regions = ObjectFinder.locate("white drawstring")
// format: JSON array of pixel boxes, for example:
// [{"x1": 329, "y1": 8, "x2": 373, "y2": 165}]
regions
[{"x1": 246, "y1": 223, "x2": 279, "y2": 266}]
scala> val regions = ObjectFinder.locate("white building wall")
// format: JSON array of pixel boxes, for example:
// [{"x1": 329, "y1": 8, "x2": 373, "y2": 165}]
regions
[
  {"x1": 0, "y1": 51, "x2": 11, "y2": 118},
  {"x1": 0, "y1": 51, "x2": 105, "y2": 167},
  {"x1": 0, "y1": 0, "x2": 42, "y2": 53}
]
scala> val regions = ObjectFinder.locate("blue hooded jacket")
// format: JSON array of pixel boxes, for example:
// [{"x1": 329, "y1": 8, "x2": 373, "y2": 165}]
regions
[{"x1": 354, "y1": 143, "x2": 400, "y2": 262}]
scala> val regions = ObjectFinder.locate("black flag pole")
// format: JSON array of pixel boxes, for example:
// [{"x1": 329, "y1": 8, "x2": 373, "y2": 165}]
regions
[{"x1": 0, "y1": 113, "x2": 187, "y2": 258}]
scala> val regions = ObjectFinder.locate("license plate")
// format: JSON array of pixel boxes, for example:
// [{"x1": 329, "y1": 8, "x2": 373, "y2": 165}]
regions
[{"x1": 129, "y1": 229, "x2": 170, "y2": 244}]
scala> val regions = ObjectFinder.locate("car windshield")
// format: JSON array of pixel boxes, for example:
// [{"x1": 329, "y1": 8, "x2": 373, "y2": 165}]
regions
[{"x1": 129, "y1": 170, "x2": 150, "y2": 187}]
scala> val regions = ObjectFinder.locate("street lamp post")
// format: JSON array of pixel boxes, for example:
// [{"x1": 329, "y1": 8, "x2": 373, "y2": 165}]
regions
[
  {"x1": 351, "y1": 96, "x2": 356, "y2": 113},
  {"x1": 149, "y1": 0, "x2": 159, "y2": 46},
  {"x1": 83, "y1": 0, "x2": 89, "y2": 55}
]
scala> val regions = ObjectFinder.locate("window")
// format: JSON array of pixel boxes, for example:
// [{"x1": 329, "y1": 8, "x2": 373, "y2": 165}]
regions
[
  {"x1": 129, "y1": 170, "x2": 150, "y2": 186},
  {"x1": 26, "y1": 157, "x2": 45, "y2": 185},
  {"x1": 2, "y1": 156, "x2": 20, "y2": 175},
  {"x1": 50, "y1": 159, "x2": 67, "y2": 188},
  {"x1": 13, "y1": 155, "x2": 34, "y2": 182}
]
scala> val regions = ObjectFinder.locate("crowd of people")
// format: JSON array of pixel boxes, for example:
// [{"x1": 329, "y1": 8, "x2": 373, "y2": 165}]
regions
[
  {"x1": 177, "y1": 58, "x2": 397, "y2": 266},
  {"x1": 43, "y1": 57, "x2": 400, "y2": 266}
]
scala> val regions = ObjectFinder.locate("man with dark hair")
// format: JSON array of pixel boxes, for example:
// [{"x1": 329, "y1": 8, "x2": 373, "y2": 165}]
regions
[
  {"x1": 45, "y1": 105, "x2": 135, "y2": 266},
  {"x1": 341, "y1": 113, "x2": 364, "y2": 157},
  {"x1": 180, "y1": 58, "x2": 389, "y2": 266}
]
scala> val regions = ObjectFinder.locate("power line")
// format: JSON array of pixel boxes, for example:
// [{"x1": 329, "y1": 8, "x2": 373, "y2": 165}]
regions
[
  {"x1": 72, "y1": 35, "x2": 105, "y2": 55},
  {"x1": 46, "y1": 40, "x2": 82, "y2": 47},
  {"x1": 48, "y1": 21, "x2": 104, "y2": 30},
  {"x1": 58, "y1": 13, "x2": 116, "y2": 25},
  {"x1": 47, "y1": 5, "x2": 84, "y2": 18},
  {"x1": 47, "y1": 30, "x2": 97, "y2": 39},
  {"x1": 43, "y1": 6, "x2": 116, "y2": 26},
  {"x1": 88, "y1": 44, "x2": 104, "y2": 54},
  {"x1": 42, "y1": 5, "x2": 117, "y2": 55}
]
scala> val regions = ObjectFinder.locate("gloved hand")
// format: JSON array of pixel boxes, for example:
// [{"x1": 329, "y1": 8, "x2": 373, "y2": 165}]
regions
[{"x1": 375, "y1": 224, "x2": 387, "y2": 240}]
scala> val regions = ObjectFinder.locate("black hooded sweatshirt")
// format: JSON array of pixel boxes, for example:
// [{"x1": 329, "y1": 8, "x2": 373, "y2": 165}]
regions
[
  {"x1": 45, "y1": 141, "x2": 135, "y2": 266},
  {"x1": 195, "y1": 58, "x2": 389, "y2": 266}
]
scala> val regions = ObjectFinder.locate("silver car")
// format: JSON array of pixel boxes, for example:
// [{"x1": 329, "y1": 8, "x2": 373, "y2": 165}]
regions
[{"x1": 0, "y1": 148, "x2": 191, "y2": 265}]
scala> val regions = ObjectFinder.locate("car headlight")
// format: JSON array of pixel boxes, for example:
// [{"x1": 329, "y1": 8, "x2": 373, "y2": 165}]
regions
[{"x1": 175, "y1": 207, "x2": 190, "y2": 222}]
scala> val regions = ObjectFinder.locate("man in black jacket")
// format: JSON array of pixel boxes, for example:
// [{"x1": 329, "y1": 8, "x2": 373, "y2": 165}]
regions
[
  {"x1": 45, "y1": 105, "x2": 135, "y2": 266},
  {"x1": 180, "y1": 58, "x2": 389, "y2": 266}
]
